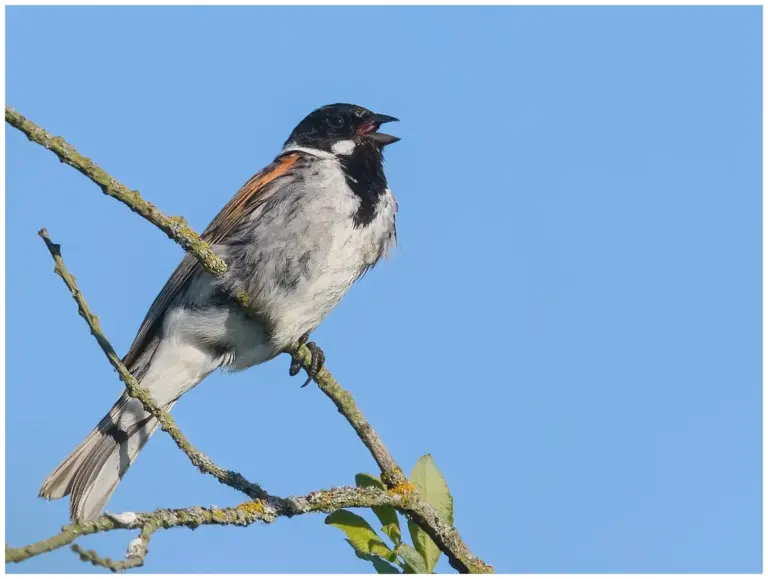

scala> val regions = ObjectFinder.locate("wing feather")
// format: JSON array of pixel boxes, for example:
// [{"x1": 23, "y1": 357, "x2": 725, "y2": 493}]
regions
[{"x1": 122, "y1": 152, "x2": 301, "y2": 369}]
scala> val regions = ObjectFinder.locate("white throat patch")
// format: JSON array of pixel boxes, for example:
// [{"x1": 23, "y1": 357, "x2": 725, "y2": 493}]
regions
[{"x1": 331, "y1": 139, "x2": 356, "y2": 156}]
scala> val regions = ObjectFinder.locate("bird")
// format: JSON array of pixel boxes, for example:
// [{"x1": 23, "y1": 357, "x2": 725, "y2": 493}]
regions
[{"x1": 39, "y1": 103, "x2": 400, "y2": 522}]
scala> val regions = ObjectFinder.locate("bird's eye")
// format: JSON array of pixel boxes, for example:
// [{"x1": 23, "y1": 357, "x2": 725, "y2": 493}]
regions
[{"x1": 327, "y1": 115, "x2": 345, "y2": 129}]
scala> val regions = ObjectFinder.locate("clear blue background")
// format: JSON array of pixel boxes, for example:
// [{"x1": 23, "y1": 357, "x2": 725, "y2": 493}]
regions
[{"x1": 5, "y1": 5, "x2": 762, "y2": 573}]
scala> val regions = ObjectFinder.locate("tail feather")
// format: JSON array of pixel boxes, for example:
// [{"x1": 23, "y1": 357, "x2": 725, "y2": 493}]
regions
[
  {"x1": 39, "y1": 394, "x2": 173, "y2": 521},
  {"x1": 38, "y1": 429, "x2": 101, "y2": 500},
  {"x1": 69, "y1": 431, "x2": 123, "y2": 521},
  {"x1": 40, "y1": 332, "x2": 217, "y2": 521}
]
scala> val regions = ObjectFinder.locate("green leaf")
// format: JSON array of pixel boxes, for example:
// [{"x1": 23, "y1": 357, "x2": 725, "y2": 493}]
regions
[
  {"x1": 407, "y1": 454, "x2": 454, "y2": 572},
  {"x1": 371, "y1": 556, "x2": 402, "y2": 574},
  {"x1": 398, "y1": 542, "x2": 428, "y2": 574},
  {"x1": 326, "y1": 510, "x2": 393, "y2": 559},
  {"x1": 356, "y1": 472, "x2": 387, "y2": 490},
  {"x1": 407, "y1": 521, "x2": 435, "y2": 573},
  {"x1": 356, "y1": 473, "x2": 402, "y2": 545},
  {"x1": 348, "y1": 540, "x2": 401, "y2": 574},
  {"x1": 410, "y1": 454, "x2": 454, "y2": 525}
]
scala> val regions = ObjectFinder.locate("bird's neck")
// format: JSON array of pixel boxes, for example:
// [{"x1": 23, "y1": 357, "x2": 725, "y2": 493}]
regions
[{"x1": 338, "y1": 142, "x2": 389, "y2": 228}]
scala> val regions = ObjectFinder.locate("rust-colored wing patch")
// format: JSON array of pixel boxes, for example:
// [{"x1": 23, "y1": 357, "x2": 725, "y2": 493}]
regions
[
  {"x1": 201, "y1": 152, "x2": 300, "y2": 244},
  {"x1": 122, "y1": 152, "x2": 302, "y2": 369}
]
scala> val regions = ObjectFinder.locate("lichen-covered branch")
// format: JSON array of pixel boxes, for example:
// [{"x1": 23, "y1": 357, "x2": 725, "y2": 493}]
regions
[
  {"x1": 7, "y1": 483, "x2": 491, "y2": 573},
  {"x1": 8, "y1": 106, "x2": 493, "y2": 573},
  {"x1": 37, "y1": 228, "x2": 267, "y2": 501},
  {"x1": 290, "y1": 345, "x2": 406, "y2": 485},
  {"x1": 6, "y1": 106, "x2": 228, "y2": 277},
  {"x1": 290, "y1": 351, "x2": 493, "y2": 573},
  {"x1": 6, "y1": 486, "x2": 404, "y2": 568},
  {"x1": 71, "y1": 528, "x2": 148, "y2": 572},
  {"x1": 7, "y1": 107, "x2": 406, "y2": 490}
]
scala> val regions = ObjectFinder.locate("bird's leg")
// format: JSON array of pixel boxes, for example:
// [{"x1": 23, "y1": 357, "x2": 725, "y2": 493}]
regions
[
  {"x1": 288, "y1": 333, "x2": 325, "y2": 388},
  {"x1": 288, "y1": 333, "x2": 309, "y2": 378}
]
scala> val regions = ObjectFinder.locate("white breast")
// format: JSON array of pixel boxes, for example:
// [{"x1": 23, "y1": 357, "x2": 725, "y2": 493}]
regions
[
  {"x1": 218, "y1": 154, "x2": 397, "y2": 352},
  {"x1": 272, "y1": 158, "x2": 396, "y2": 344}
]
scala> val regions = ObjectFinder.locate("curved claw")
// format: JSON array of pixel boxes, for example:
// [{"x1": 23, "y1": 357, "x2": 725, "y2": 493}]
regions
[
  {"x1": 289, "y1": 357, "x2": 302, "y2": 377},
  {"x1": 300, "y1": 342, "x2": 325, "y2": 388},
  {"x1": 287, "y1": 333, "x2": 325, "y2": 387}
]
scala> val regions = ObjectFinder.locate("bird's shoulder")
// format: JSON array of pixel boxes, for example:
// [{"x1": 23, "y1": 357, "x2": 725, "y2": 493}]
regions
[{"x1": 122, "y1": 150, "x2": 308, "y2": 369}]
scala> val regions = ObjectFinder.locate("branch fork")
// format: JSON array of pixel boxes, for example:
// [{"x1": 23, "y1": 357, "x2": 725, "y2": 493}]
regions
[{"x1": 6, "y1": 106, "x2": 493, "y2": 574}]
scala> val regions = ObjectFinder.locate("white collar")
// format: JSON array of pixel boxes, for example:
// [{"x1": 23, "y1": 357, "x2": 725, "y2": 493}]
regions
[{"x1": 281, "y1": 143, "x2": 336, "y2": 160}]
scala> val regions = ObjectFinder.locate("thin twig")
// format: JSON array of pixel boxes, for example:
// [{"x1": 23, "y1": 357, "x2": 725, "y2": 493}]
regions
[
  {"x1": 290, "y1": 345, "x2": 406, "y2": 485},
  {"x1": 71, "y1": 540, "x2": 145, "y2": 572},
  {"x1": 38, "y1": 228, "x2": 267, "y2": 501},
  {"x1": 6, "y1": 106, "x2": 228, "y2": 277},
  {"x1": 7, "y1": 486, "x2": 403, "y2": 566},
  {"x1": 72, "y1": 518, "x2": 158, "y2": 572}
]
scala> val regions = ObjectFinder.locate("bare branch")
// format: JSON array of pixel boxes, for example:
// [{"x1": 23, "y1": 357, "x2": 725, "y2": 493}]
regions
[
  {"x1": 7, "y1": 486, "x2": 404, "y2": 567},
  {"x1": 6, "y1": 106, "x2": 228, "y2": 277},
  {"x1": 290, "y1": 345, "x2": 406, "y2": 485},
  {"x1": 71, "y1": 537, "x2": 146, "y2": 572},
  {"x1": 70, "y1": 516, "x2": 158, "y2": 572},
  {"x1": 37, "y1": 228, "x2": 267, "y2": 501},
  {"x1": 37, "y1": 228, "x2": 492, "y2": 572},
  {"x1": 8, "y1": 107, "x2": 493, "y2": 573}
]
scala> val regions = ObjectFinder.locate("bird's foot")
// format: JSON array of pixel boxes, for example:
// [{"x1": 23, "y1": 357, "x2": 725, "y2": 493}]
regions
[
  {"x1": 288, "y1": 333, "x2": 325, "y2": 388},
  {"x1": 288, "y1": 333, "x2": 310, "y2": 377}
]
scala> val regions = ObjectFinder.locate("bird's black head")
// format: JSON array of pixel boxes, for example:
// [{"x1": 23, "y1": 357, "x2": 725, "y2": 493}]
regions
[{"x1": 284, "y1": 103, "x2": 399, "y2": 155}]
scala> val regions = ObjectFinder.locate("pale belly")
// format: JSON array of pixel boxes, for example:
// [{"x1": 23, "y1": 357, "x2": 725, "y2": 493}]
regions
[{"x1": 178, "y1": 164, "x2": 397, "y2": 373}]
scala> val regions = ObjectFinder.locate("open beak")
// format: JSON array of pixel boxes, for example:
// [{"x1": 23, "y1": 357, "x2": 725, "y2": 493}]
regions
[{"x1": 361, "y1": 113, "x2": 400, "y2": 146}]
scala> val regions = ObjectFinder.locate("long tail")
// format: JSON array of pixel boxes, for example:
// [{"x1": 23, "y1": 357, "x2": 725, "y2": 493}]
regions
[
  {"x1": 39, "y1": 393, "x2": 174, "y2": 522},
  {"x1": 40, "y1": 303, "x2": 226, "y2": 521}
]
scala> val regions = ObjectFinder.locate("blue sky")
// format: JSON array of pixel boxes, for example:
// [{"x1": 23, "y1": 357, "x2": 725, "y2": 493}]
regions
[{"x1": 5, "y1": 5, "x2": 761, "y2": 574}]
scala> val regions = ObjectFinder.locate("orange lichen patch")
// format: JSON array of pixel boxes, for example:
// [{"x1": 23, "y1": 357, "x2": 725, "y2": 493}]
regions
[
  {"x1": 237, "y1": 500, "x2": 266, "y2": 516},
  {"x1": 387, "y1": 480, "x2": 417, "y2": 496},
  {"x1": 380, "y1": 467, "x2": 407, "y2": 487}
]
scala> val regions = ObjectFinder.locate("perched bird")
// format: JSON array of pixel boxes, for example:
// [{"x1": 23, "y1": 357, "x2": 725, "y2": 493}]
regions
[{"x1": 39, "y1": 103, "x2": 400, "y2": 521}]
